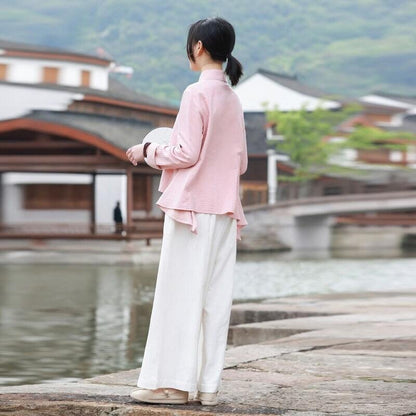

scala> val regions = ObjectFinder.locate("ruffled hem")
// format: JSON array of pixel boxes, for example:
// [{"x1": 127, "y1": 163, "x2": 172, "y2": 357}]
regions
[{"x1": 159, "y1": 205, "x2": 245, "y2": 240}]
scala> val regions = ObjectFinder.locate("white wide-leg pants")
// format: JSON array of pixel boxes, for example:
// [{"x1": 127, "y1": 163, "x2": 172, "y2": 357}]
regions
[{"x1": 137, "y1": 213, "x2": 237, "y2": 393}]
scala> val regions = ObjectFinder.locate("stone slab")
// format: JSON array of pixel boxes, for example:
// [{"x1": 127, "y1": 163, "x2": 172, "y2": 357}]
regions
[
  {"x1": 239, "y1": 351, "x2": 416, "y2": 382},
  {"x1": 230, "y1": 302, "x2": 334, "y2": 326},
  {"x1": 2, "y1": 290, "x2": 416, "y2": 415},
  {"x1": 229, "y1": 311, "x2": 416, "y2": 345}
]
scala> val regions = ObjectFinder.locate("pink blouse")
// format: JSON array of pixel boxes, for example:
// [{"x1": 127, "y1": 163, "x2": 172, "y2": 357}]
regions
[{"x1": 144, "y1": 68, "x2": 248, "y2": 239}]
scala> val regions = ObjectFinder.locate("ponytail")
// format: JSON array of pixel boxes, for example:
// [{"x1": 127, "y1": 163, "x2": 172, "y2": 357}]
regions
[
  {"x1": 225, "y1": 54, "x2": 243, "y2": 86},
  {"x1": 187, "y1": 17, "x2": 243, "y2": 85}
]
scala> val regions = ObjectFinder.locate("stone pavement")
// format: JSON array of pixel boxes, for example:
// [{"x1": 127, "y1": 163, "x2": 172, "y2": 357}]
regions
[
  {"x1": 0, "y1": 238, "x2": 163, "y2": 264},
  {"x1": 1, "y1": 290, "x2": 415, "y2": 415}
]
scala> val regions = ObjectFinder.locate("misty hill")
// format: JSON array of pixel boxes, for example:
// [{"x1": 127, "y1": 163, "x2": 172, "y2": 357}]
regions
[{"x1": 0, "y1": 0, "x2": 414, "y2": 104}]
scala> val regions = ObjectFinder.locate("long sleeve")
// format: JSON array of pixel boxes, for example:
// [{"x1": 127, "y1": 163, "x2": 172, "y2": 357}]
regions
[
  {"x1": 240, "y1": 113, "x2": 248, "y2": 175},
  {"x1": 145, "y1": 88, "x2": 204, "y2": 170}
]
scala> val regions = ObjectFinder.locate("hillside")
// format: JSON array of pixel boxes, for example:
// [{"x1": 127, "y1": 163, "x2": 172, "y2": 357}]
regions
[{"x1": 0, "y1": 0, "x2": 415, "y2": 104}]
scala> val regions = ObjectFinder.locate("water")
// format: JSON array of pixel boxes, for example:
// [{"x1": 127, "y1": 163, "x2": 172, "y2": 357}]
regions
[{"x1": 0, "y1": 251, "x2": 415, "y2": 387}]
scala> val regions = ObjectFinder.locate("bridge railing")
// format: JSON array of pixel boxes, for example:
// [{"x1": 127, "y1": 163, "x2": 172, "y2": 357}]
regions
[{"x1": 244, "y1": 190, "x2": 416, "y2": 212}]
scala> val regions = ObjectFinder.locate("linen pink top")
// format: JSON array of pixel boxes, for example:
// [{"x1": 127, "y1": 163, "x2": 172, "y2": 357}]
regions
[{"x1": 144, "y1": 68, "x2": 248, "y2": 239}]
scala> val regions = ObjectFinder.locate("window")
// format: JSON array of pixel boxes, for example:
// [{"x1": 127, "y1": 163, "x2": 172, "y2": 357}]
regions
[
  {"x1": 42, "y1": 66, "x2": 59, "y2": 83},
  {"x1": 81, "y1": 70, "x2": 90, "y2": 87},
  {"x1": 0, "y1": 63, "x2": 8, "y2": 80},
  {"x1": 24, "y1": 184, "x2": 92, "y2": 209}
]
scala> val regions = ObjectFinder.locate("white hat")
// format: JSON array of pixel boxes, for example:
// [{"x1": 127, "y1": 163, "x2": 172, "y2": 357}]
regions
[{"x1": 142, "y1": 127, "x2": 172, "y2": 146}]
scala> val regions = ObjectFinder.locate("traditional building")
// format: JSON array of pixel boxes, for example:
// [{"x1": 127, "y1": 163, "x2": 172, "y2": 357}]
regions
[
  {"x1": 234, "y1": 70, "x2": 416, "y2": 205},
  {"x1": 326, "y1": 92, "x2": 416, "y2": 168},
  {"x1": 0, "y1": 39, "x2": 178, "y2": 239},
  {"x1": 233, "y1": 68, "x2": 344, "y2": 204}
]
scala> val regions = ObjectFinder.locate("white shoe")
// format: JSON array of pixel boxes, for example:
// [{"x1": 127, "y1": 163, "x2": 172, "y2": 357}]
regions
[
  {"x1": 195, "y1": 390, "x2": 219, "y2": 405},
  {"x1": 130, "y1": 387, "x2": 189, "y2": 404}
]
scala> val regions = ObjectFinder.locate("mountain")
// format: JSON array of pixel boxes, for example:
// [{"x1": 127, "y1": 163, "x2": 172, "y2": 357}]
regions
[{"x1": 0, "y1": 0, "x2": 414, "y2": 104}]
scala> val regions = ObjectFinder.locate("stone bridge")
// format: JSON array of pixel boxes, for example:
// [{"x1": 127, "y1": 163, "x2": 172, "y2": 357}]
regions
[{"x1": 239, "y1": 191, "x2": 416, "y2": 251}]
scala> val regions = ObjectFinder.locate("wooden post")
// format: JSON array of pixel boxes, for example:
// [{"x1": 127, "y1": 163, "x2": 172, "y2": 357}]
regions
[
  {"x1": 126, "y1": 168, "x2": 133, "y2": 238},
  {"x1": 90, "y1": 172, "x2": 96, "y2": 234},
  {"x1": 146, "y1": 175, "x2": 152, "y2": 214},
  {"x1": 0, "y1": 172, "x2": 3, "y2": 230}
]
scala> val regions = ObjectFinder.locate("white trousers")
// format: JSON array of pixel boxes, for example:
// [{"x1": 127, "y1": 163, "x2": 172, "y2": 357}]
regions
[{"x1": 137, "y1": 213, "x2": 237, "y2": 393}]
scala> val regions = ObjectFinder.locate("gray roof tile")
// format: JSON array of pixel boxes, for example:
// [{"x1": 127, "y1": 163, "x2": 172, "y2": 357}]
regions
[
  {"x1": 0, "y1": 38, "x2": 111, "y2": 62},
  {"x1": 25, "y1": 110, "x2": 154, "y2": 150},
  {"x1": 258, "y1": 68, "x2": 341, "y2": 101}
]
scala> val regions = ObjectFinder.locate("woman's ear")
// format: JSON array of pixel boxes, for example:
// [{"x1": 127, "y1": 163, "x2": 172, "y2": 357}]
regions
[{"x1": 194, "y1": 40, "x2": 203, "y2": 57}]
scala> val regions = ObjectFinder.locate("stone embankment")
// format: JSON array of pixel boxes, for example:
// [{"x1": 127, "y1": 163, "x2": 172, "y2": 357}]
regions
[{"x1": 1, "y1": 290, "x2": 415, "y2": 415}]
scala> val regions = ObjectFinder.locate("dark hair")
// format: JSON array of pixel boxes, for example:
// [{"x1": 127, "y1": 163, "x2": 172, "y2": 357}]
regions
[{"x1": 186, "y1": 17, "x2": 243, "y2": 86}]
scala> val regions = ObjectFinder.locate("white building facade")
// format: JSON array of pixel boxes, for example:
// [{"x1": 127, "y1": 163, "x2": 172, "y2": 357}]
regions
[{"x1": 0, "y1": 39, "x2": 173, "y2": 234}]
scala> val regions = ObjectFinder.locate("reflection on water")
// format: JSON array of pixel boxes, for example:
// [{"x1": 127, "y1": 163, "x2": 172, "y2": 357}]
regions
[
  {"x1": 234, "y1": 250, "x2": 416, "y2": 300},
  {"x1": 0, "y1": 264, "x2": 157, "y2": 387},
  {"x1": 0, "y1": 250, "x2": 415, "y2": 386}
]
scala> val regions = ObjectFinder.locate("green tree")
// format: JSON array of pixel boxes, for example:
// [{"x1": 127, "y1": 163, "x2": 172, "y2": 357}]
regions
[
  {"x1": 344, "y1": 126, "x2": 415, "y2": 151},
  {"x1": 266, "y1": 103, "x2": 361, "y2": 181}
]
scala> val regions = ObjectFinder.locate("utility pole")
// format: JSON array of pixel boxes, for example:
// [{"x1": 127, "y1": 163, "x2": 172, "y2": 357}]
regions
[{"x1": 267, "y1": 149, "x2": 290, "y2": 204}]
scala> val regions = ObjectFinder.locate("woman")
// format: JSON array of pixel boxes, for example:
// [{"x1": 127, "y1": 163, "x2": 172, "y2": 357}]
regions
[{"x1": 127, "y1": 17, "x2": 247, "y2": 406}]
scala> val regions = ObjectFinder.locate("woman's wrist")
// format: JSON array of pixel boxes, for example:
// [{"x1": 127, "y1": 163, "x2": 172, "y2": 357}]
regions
[{"x1": 143, "y1": 142, "x2": 151, "y2": 158}]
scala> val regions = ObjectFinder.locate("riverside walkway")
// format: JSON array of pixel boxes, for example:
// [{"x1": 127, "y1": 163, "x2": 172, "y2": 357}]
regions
[{"x1": 1, "y1": 290, "x2": 415, "y2": 415}]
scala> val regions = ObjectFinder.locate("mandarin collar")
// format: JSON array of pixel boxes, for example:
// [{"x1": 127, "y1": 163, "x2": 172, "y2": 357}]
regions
[{"x1": 198, "y1": 69, "x2": 226, "y2": 82}]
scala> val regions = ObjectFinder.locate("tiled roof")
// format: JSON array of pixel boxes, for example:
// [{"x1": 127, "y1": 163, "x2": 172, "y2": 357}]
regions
[
  {"x1": 105, "y1": 77, "x2": 177, "y2": 109},
  {"x1": 0, "y1": 38, "x2": 111, "y2": 63},
  {"x1": 0, "y1": 77, "x2": 177, "y2": 111},
  {"x1": 24, "y1": 109, "x2": 154, "y2": 150},
  {"x1": 23, "y1": 110, "x2": 284, "y2": 156},
  {"x1": 371, "y1": 91, "x2": 416, "y2": 107},
  {"x1": 257, "y1": 68, "x2": 342, "y2": 101},
  {"x1": 335, "y1": 114, "x2": 375, "y2": 132}
]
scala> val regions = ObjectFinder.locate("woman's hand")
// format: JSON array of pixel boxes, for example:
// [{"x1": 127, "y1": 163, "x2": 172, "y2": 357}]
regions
[{"x1": 126, "y1": 143, "x2": 145, "y2": 166}]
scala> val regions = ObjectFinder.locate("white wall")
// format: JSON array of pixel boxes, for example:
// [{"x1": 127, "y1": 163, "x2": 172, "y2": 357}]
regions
[
  {"x1": 2, "y1": 173, "x2": 92, "y2": 223},
  {"x1": 95, "y1": 174, "x2": 126, "y2": 225},
  {"x1": 1, "y1": 172, "x2": 162, "y2": 226},
  {"x1": 0, "y1": 56, "x2": 109, "y2": 90},
  {"x1": 0, "y1": 84, "x2": 81, "y2": 120},
  {"x1": 150, "y1": 175, "x2": 162, "y2": 217},
  {"x1": 3, "y1": 172, "x2": 92, "y2": 185},
  {"x1": 2, "y1": 183, "x2": 90, "y2": 223},
  {"x1": 233, "y1": 73, "x2": 341, "y2": 112}
]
